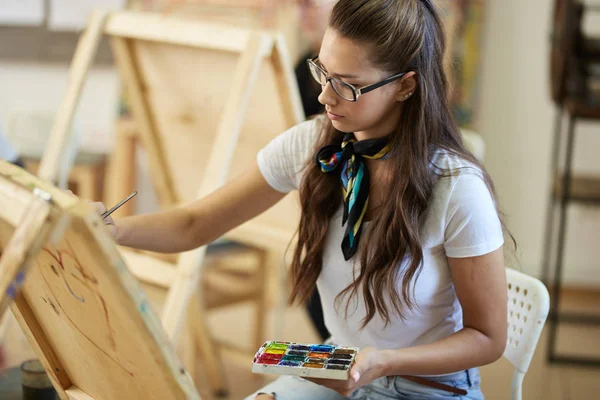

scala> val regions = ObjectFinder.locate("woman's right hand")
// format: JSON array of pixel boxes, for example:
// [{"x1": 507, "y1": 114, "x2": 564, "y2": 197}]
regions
[
  {"x1": 66, "y1": 190, "x2": 119, "y2": 240},
  {"x1": 91, "y1": 201, "x2": 118, "y2": 240}
]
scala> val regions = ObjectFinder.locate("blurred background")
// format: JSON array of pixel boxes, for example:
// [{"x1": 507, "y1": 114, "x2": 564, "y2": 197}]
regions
[{"x1": 0, "y1": 0, "x2": 599, "y2": 399}]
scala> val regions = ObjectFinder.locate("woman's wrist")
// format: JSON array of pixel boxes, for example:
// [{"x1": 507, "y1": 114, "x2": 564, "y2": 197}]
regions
[
  {"x1": 375, "y1": 349, "x2": 391, "y2": 377},
  {"x1": 113, "y1": 218, "x2": 127, "y2": 246},
  {"x1": 375, "y1": 348, "x2": 406, "y2": 377}
]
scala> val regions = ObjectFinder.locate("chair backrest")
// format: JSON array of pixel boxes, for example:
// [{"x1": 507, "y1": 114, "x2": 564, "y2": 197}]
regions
[{"x1": 504, "y1": 268, "x2": 550, "y2": 373}]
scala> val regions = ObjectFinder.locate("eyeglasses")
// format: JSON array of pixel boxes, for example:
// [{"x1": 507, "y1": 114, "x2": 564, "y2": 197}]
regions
[{"x1": 306, "y1": 56, "x2": 407, "y2": 102}]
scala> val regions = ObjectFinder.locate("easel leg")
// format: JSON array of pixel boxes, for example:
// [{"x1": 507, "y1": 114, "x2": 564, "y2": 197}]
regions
[
  {"x1": 254, "y1": 249, "x2": 269, "y2": 352},
  {"x1": 178, "y1": 322, "x2": 196, "y2": 386},
  {"x1": 190, "y1": 293, "x2": 229, "y2": 398},
  {"x1": 270, "y1": 251, "x2": 287, "y2": 342},
  {"x1": 104, "y1": 118, "x2": 137, "y2": 218}
]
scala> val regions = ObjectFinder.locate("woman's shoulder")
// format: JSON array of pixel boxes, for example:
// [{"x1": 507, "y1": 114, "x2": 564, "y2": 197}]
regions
[
  {"x1": 268, "y1": 114, "x2": 326, "y2": 163},
  {"x1": 428, "y1": 149, "x2": 493, "y2": 207},
  {"x1": 280, "y1": 114, "x2": 326, "y2": 146},
  {"x1": 430, "y1": 149, "x2": 485, "y2": 183},
  {"x1": 256, "y1": 115, "x2": 326, "y2": 192}
]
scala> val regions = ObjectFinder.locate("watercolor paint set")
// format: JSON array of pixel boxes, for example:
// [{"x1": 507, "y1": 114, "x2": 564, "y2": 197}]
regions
[{"x1": 252, "y1": 341, "x2": 359, "y2": 380}]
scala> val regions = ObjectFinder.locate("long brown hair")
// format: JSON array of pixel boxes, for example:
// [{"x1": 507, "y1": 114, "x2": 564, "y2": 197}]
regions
[{"x1": 289, "y1": 0, "x2": 512, "y2": 328}]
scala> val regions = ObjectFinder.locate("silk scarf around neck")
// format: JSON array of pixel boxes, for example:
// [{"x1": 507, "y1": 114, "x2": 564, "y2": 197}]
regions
[{"x1": 314, "y1": 132, "x2": 390, "y2": 260}]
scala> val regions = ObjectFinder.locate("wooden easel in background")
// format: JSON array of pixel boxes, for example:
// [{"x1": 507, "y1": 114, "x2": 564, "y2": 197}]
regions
[
  {"x1": 0, "y1": 160, "x2": 201, "y2": 400},
  {"x1": 134, "y1": 0, "x2": 304, "y2": 62},
  {"x1": 102, "y1": 9, "x2": 304, "y2": 362}
]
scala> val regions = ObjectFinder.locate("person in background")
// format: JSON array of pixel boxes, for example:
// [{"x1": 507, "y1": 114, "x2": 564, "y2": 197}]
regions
[
  {"x1": 294, "y1": 0, "x2": 337, "y2": 343},
  {"x1": 295, "y1": 0, "x2": 337, "y2": 119}
]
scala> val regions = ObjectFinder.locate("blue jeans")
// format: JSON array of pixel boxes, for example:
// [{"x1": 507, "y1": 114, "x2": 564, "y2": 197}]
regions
[{"x1": 245, "y1": 368, "x2": 484, "y2": 399}]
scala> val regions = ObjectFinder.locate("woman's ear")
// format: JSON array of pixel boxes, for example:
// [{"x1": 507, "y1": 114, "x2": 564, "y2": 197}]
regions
[{"x1": 396, "y1": 71, "x2": 418, "y2": 101}]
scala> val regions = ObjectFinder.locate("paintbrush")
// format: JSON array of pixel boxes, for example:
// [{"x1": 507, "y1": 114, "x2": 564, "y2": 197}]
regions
[{"x1": 101, "y1": 191, "x2": 138, "y2": 219}]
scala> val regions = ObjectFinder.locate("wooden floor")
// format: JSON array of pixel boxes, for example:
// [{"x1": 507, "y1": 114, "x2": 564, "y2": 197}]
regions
[{"x1": 3, "y1": 288, "x2": 600, "y2": 399}]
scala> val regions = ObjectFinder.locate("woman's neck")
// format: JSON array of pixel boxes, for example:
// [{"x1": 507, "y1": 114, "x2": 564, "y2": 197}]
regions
[
  {"x1": 354, "y1": 129, "x2": 388, "y2": 141},
  {"x1": 354, "y1": 105, "x2": 403, "y2": 141}
]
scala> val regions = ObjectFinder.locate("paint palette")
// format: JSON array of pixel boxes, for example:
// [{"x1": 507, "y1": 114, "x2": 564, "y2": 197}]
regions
[{"x1": 252, "y1": 341, "x2": 359, "y2": 380}]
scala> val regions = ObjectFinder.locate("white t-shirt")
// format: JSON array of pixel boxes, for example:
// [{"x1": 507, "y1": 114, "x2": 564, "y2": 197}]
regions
[{"x1": 257, "y1": 116, "x2": 504, "y2": 351}]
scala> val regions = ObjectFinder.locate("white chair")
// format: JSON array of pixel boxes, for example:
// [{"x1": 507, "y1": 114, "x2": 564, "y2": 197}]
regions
[{"x1": 504, "y1": 268, "x2": 550, "y2": 400}]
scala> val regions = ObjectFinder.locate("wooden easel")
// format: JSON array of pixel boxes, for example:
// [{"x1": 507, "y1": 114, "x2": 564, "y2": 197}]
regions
[
  {"x1": 35, "y1": 9, "x2": 304, "y2": 396},
  {"x1": 0, "y1": 166, "x2": 63, "y2": 351},
  {"x1": 0, "y1": 160, "x2": 201, "y2": 400},
  {"x1": 101, "y1": 10, "x2": 303, "y2": 360},
  {"x1": 0, "y1": 173, "x2": 59, "y2": 319}
]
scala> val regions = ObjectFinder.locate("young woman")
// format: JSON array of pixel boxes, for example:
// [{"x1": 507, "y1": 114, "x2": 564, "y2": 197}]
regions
[{"x1": 96, "y1": 1, "x2": 510, "y2": 398}]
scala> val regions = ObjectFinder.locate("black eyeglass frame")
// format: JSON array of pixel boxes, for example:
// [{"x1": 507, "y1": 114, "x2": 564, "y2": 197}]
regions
[{"x1": 306, "y1": 56, "x2": 408, "y2": 102}]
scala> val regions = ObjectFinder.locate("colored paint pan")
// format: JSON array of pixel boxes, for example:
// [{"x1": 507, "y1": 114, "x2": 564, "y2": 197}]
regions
[{"x1": 252, "y1": 341, "x2": 358, "y2": 380}]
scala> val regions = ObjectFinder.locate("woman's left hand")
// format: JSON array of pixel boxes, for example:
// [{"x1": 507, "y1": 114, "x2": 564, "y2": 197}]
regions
[{"x1": 304, "y1": 346, "x2": 384, "y2": 396}]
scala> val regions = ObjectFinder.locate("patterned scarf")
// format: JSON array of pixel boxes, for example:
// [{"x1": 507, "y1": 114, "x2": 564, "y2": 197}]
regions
[{"x1": 314, "y1": 132, "x2": 390, "y2": 260}]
